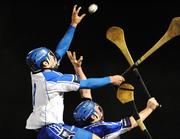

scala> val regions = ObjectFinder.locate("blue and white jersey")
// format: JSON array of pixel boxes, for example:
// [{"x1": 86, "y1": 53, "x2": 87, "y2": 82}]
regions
[
  {"x1": 83, "y1": 118, "x2": 131, "y2": 139},
  {"x1": 26, "y1": 25, "x2": 77, "y2": 130},
  {"x1": 38, "y1": 123, "x2": 94, "y2": 139},
  {"x1": 25, "y1": 24, "x2": 112, "y2": 130},
  {"x1": 26, "y1": 70, "x2": 80, "y2": 130}
]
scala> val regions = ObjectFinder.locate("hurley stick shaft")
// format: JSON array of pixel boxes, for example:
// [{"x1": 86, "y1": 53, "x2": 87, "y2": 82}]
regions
[
  {"x1": 130, "y1": 101, "x2": 153, "y2": 139},
  {"x1": 133, "y1": 68, "x2": 152, "y2": 98}
]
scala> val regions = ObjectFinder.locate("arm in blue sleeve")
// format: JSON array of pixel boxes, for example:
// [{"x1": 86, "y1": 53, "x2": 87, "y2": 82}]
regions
[
  {"x1": 79, "y1": 77, "x2": 111, "y2": 89},
  {"x1": 55, "y1": 25, "x2": 76, "y2": 60}
]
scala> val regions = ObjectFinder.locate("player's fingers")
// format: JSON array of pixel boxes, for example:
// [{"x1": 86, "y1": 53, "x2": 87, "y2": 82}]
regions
[
  {"x1": 73, "y1": 51, "x2": 77, "y2": 60},
  {"x1": 67, "y1": 52, "x2": 70, "y2": 60},
  {"x1": 80, "y1": 14, "x2": 86, "y2": 20},
  {"x1": 77, "y1": 56, "x2": 83, "y2": 66},
  {"x1": 121, "y1": 76, "x2": 125, "y2": 82},
  {"x1": 72, "y1": 5, "x2": 77, "y2": 14},
  {"x1": 67, "y1": 51, "x2": 70, "y2": 58},
  {"x1": 67, "y1": 51, "x2": 73, "y2": 60},
  {"x1": 76, "y1": 6, "x2": 81, "y2": 14},
  {"x1": 78, "y1": 56, "x2": 83, "y2": 62}
]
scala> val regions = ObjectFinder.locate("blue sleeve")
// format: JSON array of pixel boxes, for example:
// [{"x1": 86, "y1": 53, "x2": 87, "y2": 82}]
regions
[
  {"x1": 84, "y1": 119, "x2": 131, "y2": 138},
  {"x1": 55, "y1": 25, "x2": 76, "y2": 60},
  {"x1": 79, "y1": 77, "x2": 111, "y2": 89}
]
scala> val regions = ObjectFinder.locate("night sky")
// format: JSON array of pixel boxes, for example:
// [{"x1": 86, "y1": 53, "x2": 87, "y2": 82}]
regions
[{"x1": 0, "y1": 0, "x2": 180, "y2": 139}]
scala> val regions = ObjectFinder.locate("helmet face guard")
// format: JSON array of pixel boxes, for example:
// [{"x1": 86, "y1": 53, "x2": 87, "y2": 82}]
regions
[
  {"x1": 26, "y1": 47, "x2": 52, "y2": 73},
  {"x1": 73, "y1": 100, "x2": 96, "y2": 122}
]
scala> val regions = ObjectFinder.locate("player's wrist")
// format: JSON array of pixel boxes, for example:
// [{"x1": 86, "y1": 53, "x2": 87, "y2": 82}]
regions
[
  {"x1": 74, "y1": 67, "x2": 82, "y2": 73},
  {"x1": 74, "y1": 66, "x2": 82, "y2": 70},
  {"x1": 147, "y1": 106, "x2": 156, "y2": 111},
  {"x1": 109, "y1": 76, "x2": 113, "y2": 83},
  {"x1": 71, "y1": 22, "x2": 77, "y2": 28}
]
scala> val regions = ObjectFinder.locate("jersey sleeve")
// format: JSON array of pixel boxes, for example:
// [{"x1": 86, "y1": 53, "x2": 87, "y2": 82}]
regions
[
  {"x1": 103, "y1": 118, "x2": 132, "y2": 138},
  {"x1": 43, "y1": 71, "x2": 80, "y2": 93},
  {"x1": 79, "y1": 77, "x2": 111, "y2": 89},
  {"x1": 55, "y1": 25, "x2": 76, "y2": 60},
  {"x1": 119, "y1": 117, "x2": 132, "y2": 133},
  {"x1": 84, "y1": 118, "x2": 131, "y2": 138}
]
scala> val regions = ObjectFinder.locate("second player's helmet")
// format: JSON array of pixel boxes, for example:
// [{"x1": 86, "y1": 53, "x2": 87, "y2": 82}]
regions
[
  {"x1": 73, "y1": 100, "x2": 96, "y2": 122},
  {"x1": 26, "y1": 47, "x2": 52, "y2": 73}
]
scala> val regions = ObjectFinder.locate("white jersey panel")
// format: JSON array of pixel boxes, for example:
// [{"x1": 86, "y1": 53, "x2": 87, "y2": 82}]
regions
[
  {"x1": 26, "y1": 71, "x2": 80, "y2": 129},
  {"x1": 46, "y1": 81, "x2": 80, "y2": 93}
]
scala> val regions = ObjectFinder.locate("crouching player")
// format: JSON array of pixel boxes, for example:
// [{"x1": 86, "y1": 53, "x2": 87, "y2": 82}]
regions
[{"x1": 67, "y1": 51, "x2": 159, "y2": 139}]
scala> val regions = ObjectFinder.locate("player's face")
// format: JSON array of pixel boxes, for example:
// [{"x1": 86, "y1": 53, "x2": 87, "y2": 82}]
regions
[
  {"x1": 46, "y1": 52, "x2": 58, "y2": 69},
  {"x1": 94, "y1": 104, "x2": 104, "y2": 121}
]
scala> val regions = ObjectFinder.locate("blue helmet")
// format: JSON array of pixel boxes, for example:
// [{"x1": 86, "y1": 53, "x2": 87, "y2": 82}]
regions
[
  {"x1": 73, "y1": 100, "x2": 96, "y2": 122},
  {"x1": 26, "y1": 47, "x2": 51, "y2": 72}
]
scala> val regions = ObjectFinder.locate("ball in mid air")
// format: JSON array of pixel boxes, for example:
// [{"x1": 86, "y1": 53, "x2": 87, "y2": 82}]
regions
[{"x1": 88, "y1": 4, "x2": 98, "y2": 14}]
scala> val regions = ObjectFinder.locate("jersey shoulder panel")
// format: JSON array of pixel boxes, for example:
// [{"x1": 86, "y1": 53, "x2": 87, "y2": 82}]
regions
[{"x1": 42, "y1": 71, "x2": 79, "y2": 83}]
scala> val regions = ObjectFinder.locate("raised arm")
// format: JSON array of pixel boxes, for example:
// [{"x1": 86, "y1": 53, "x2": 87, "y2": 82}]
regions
[
  {"x1": 67, "y1": 51, "x2": 125, "y2": 92},
  {"x1": 67, "y1": 51, "x2": 92, "y2": 99},
  {"x1": 129, "y1": 97, "x2": 159, "y2": 129},
  {"x1": 55, "y1": 5, "x2": 86, "y2": 60}
]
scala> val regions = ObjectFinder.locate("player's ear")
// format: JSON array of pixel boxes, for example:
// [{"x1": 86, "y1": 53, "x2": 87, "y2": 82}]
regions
[
  {"x1": 90, "y1": 114, "x2": 100, "y2": 123},
  {"x1": 90, "y1": 115, "x2": 97, "y2": 123},
  {"x1": 91, "y1": 114, "x2": 96, "y2": 120},
  {"x1": 42, "y1": 61, "x2": 49, "y2": 68}
]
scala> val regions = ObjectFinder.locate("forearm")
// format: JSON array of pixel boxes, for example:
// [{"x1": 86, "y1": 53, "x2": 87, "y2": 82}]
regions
[
  {"x1": 75, "y1": 67, "x2": 92, "y2": 99},
  {"x1": 129, "y1": 107, "x2": 153, "y2": 128},
  {"x1": 80, "y1": 77, "x2": 111, "y2": 89},
  {"x1": 74, "y1": 67, "x2": 86, "y2": 80},
  {"x1": 55, "y1": 25, "x2": 76, "y2": 60}
]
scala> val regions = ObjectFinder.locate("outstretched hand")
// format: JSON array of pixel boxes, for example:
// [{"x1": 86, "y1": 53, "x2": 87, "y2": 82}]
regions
[
  {"x1": 147, "y1": 97, "x2": 159, "y2": 111},
  {"x1": 71, "y1": 5, "x2": 86, "y2": 27},
  {"x1": 67, "y1": 51, "x2": 83, "y2": 68},
  {"x1": 109, "y1": 75, "x2": 125, "y2": 86}
]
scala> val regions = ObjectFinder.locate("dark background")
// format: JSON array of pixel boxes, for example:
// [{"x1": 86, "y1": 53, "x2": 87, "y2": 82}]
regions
[{"x1": 0, "y1": 0, "x2": 180, "y2": 139}]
